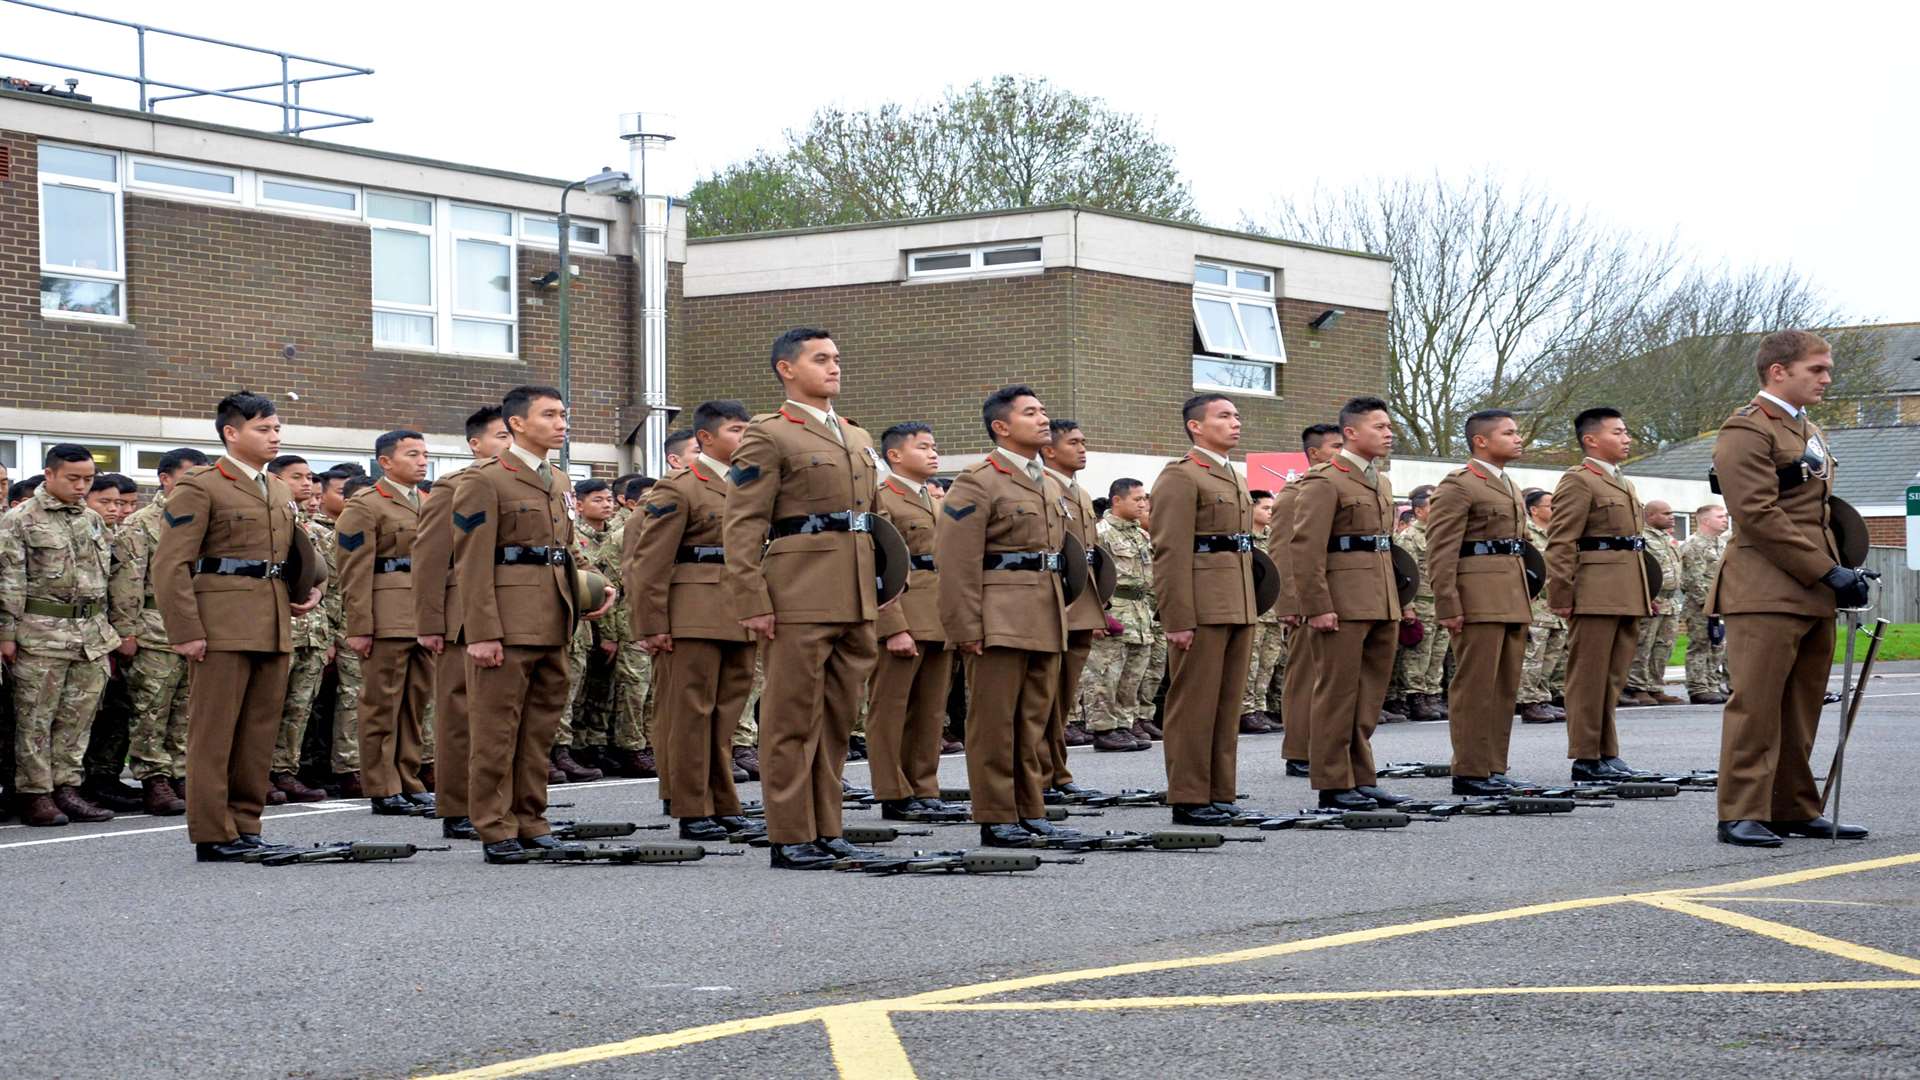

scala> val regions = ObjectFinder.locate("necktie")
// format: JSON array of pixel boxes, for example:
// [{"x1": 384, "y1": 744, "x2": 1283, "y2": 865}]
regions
[
  {"x1": 919, "y1": 486, "x2": 933, "y2": 512},
  {"x1": 537, "y1": 463, "x2": 553, "y2": 490},
  {"x1": 408, "y1": 489, "x2": 420, "y2": 510},
  {"x1": 1027, "y1": 461, "x2": 1043, "y2": 485},
  {"x1": 257, "y1": 475, "x2": 270, "y2": 502},
  {"x1": 825, "y1": 411, "x2": 845, "y2": 445}
]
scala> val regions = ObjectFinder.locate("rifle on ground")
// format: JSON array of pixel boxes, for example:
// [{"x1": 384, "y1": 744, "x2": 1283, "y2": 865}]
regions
[
  {"x1": 522, "y1": 842, "x2": 744, "y2": 864},
  {"x1": 258, "y1": 842, "x2": 451, "y2": 866},
  {"x1": 1257, "y1": 810, "x2": 1412, "y2": 830},
  {"x1": 1394, "y1": 796, "x2": 1581, "y2": 818},
  {"x1": 1014, "y1": 830, "x2": 1264, "y2": 853},
  {"x1": 832, "y1": 849, "x2": 1086, "y2": 874},
  {"x1": 1377, "y1": 762, "x2": 1453, "y2": 779},
  {"x1": 1619, "y1": 771, "x2": 1718, "y2": 790},
  {"x1": 550, "y1": 820, "x2": 671, "y2": 840},
  {"x1": 1504, "y1": 782, "x2": 1678, "y2": 800},
  {"x1": 729, "y1": 824, "x2": 935, "y2": 847}
]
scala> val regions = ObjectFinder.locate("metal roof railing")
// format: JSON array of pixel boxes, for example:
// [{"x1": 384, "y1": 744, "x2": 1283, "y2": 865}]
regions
[{"x1": 0, "y1": 0, "x2": 373, "y2": 135}]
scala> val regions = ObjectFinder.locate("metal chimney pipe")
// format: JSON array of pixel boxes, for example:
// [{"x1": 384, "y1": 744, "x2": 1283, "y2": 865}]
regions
[{"x1": 621, "y1": 113, "x2": 676, "y2": 477}]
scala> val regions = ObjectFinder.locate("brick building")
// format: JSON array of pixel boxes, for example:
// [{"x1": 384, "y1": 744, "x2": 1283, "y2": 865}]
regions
[{"x1": 2, "y1": 88, "x2": 1392, "y2": 491}]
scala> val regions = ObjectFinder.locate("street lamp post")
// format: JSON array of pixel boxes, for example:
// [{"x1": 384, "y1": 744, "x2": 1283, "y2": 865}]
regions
[{"x1": 557, "y1": 166, "x2": 630, "y2": 470}]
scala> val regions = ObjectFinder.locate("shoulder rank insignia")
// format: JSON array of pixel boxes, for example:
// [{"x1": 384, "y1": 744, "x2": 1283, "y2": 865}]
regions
[
  {"x1": 162, "y1": 509, "x2": 194, "y2": 528},
  {"x1": 337, "y1": 531, "x2": 366, "y2": 552},
  {"x1": 943, "y1": 503, "x2": 976, "y2": 521},
  {"x1": 729, "y1": 464, "x2": 761, "y2": 487},
  {"x1": 453, "y1": 511, "x2": 485, "y2": 534},
  {"x1": 645, "y1": 502, "x2": 678, "y2": 519}
]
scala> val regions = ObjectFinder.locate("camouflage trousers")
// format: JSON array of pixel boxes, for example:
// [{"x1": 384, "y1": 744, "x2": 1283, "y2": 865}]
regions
[
  {"x1": 734, "y1": 648, "x2": 763, "y2": 748},
  {"x1": 420, "y1": 695, "x2": 435, "y2": 765},
  {"x1": 1519, "y1": 617, "x2": 1569, "y2": 705},
  {"x1": 82, "y1": 667, "x2": 134, "y2": 781},
  {"x1": 10, "y1": 651, "x2": 108, "y2": 793},
  {"x1": 1629, "y1": 609, "x2": 1681, "y2": 693},
  {"x1": 1144, "y1": 633, "x2": 1168, "y2": 720},
  {"x1": 1683, "y1": 611, "x2": 1730, "y2": 697},
  {"x1": 1082, "y1": 635, "x2": 1151, "y2": 732},
  {"x1": 1242, "y1": 620, "x2": 1287, "y2": 714},
  {"x1": 127, "y1": 646, "x2": 191, "y2": 780},
  {"x1": 559, "y1": 623, "x2": 594, "y2": 748},
  {"x1": 1401, "y1": 601, "x2": 1449, "y2": 696},
  {"x1": 331, "y1": 647, "x2": 363, "y2": 772},
  {"x1": 613, "y1": 644, "x2": 651, "y2": 751},
  {"x1": 274, "y1": 645, "x2": 328, "y2": 773}
]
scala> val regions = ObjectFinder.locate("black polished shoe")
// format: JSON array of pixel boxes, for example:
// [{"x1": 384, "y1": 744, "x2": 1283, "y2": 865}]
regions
[
  {"x1": 981, "y1": 823, "x2": 1035, "y2": 848},
  {"x1": 1571, "y1": 759, "x2": 1630, "y2": 782},
  {"x1": 1355, "y1": 785, "x2": 1409, "y2": 807},
  {"x1": 1285, "y1": 760, "x2": 1311, "y2": 778},
  {"x1": 1600, "y1": 756, "x2": 1634, "y2": 775},
  {"x1": 1487, "y1": 773, "x2": 1521, "y2": 788},
  {"x1": 441, "y1": 816, "x2": 479, "y2": 840},
  {"x1": 1021, "y1": 817, "x2": 1084, "y2": 838},
  {"x1": 1042, "y1": 786, "x2": 1068, "y2": 805},
  {"x1": 678, "y1": 817, "x2": 730, "y2": 842},
  {"x1": 1717, "y1": 820, "x2": 1783, "y2": 847},
  {"x1": 403, "y1": 791, "x2": 436, "y2": 810},
  {"x1": 520, "y1": 833, "x2": 583, "y2": 853},
  {"x1": 1767, "y1": 817, "x2": 1869, "y2": 840},
  {"x1": 195, "y1": 839, "x2": 257, "y2": 862},
  {"x1": 1452, "y1": 777, "x2": 1509, "y2": 797},
  {"x1": 370, "y1": 794, "x2": 415, "y2": 815},
  {"x1": 661, "y1": 799, "x2": 672, "y2": 817},
  {"x1": 1171, "y1": 804, "x2": 1234, "y2": 827},
  {"x1": 1823, "y1": 690, "x2": 1843, "y2": 705},
  {"x1": 714, "y1": 815, "x2": 763, "y2": 834},
  {"x1": 1054, "y1": 782, "x2": 1102, "y2": 799},
  {"x1": 482, "y1": 839, "x2": 530, "y2": 864},
  {"x1": 235, "y1": 832, "x2": 266, "y2": 848},
  {"x1": 1317, "y1": 789, "x2": 1379, "y2": 811},
  {"x1": 915, "y1": 797, "x2": 963, "y2": 814},
  {"x1": 841, "y1": 778, "x2": 875, "y2": 800},
  {"x1": 880, "y1": 798, "x2": 920, "y2": 820},
  {"x1": 815, "y1": 836, "x2": 885, "y2": 860},
  {"x1": 770, "y1": 842, "x2": 836, "y2": 869}
]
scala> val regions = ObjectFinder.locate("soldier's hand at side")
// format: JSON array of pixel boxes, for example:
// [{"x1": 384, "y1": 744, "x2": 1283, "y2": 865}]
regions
[
  {"x1": 1167, "y1": 629, "x2": 1195, "y2": 651},
  {"x1": 1307, "y1": 612, "x2": 1339, "y2": 632},
  {"x1": 1281, "y1": 614, "x2": 1301, "y2": 629},
  {"x1": 741, "y1": 613, "x2": 777, "y2": 641},
  {"x1": 641, "y1": 633, "x2": 673, "y2": 655},
  {"x1": 346, "y1": 635, "x2": 373, "y2": 658},
  {"x1": 291, "y1": 587, "x2": 322, "y2": 616},
  {"x1": 597, "y1": 638, "x2": 617, "y2": 657},
  {"x1": 0, "y1": 641, "x2": 13, "y2": 663},
  {"x1": 1402, "y1": 605, "x2": 1417, "y2": 623},
  {"x1": 467, "y1": 640, "x2": 504, "y2": 669},
  {"x1": 173, "y1": 639, "x2": 207, "y2": 662},
  {"x1": 585, "y1": 585, "x2": 617, "y2": 621},
  {"x1": 1551, "y1": 606, "x2": 1572, "y2": 619},
  {"x1": 1440, "y1": 616, "x2": 1465, "y2": 634},
  {"x1": 417, "y1": 634, "x2": 444, "y2": 656},
  {"x1": 325, "y1": 644, "x2": 337, "y2": 664},
  {"x1": 115, "y1": 635, "x2": 138, "y2": 658},
  {"x1": 956, "y1": 639, "x2": 983, "y2": 656},
  {"x1": 885, "y1": 631, "x2": 917, "y2": 657}
]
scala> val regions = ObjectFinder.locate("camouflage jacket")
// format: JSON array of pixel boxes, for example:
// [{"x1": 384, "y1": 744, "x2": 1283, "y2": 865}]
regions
[
  {"x1": 1097, "y1": 512, "x2": 1154, "y2": 645},
  {"x1": 0, "y1": 487, "x2": 118, "y2": 660},
  {"x1": 290, "y1": 509, "x2": 337, "y2": 649},
  {"x1": 577, "y1": 519, "x2": 626, "y2": 643},
  {"x1": 1679, "y1": 531, "x2": 1726, "y2": 618},
  {"x1": 1526, "y1": 518, "x2": 1564, "y2": 629},
  {"x1": 313, "y1": 515, "x2": 348, "y2": 645},
  {"x1": 110, "y1": 492, "x2": 172, "y2": 647},
  {"x1": 1642, "y1": 524, "x2": 1685, "y2": 614},
  {"x1": 1398, "y1": 519, "x2": 1435, "y2": 603},
  {"x1": 1252, "y1": 525, "x2": 1283, "y2": 625}
]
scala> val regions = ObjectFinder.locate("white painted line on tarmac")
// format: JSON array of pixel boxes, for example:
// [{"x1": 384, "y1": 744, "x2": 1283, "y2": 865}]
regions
[{"x1": 0, "y1": 802, "x2": 366, "y2": 851}]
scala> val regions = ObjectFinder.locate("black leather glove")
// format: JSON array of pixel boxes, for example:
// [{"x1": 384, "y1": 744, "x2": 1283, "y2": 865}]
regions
[{"x1": 1822, "y1": 565, "x2": 1872, "y2": 609}]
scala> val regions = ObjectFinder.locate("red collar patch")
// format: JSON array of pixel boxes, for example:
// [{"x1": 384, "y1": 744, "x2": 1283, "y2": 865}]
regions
[
  {"x1": 1330, "y1": 458, "x2": 1351, "y2": 473},
  {"x1": 215, "y1": 461, "x2": 238, "y2": 482},
  {"x1": 1187, "y1": 451, "x2": 1212, "y2": 470},
  {"x1": 884, "y1": 478, "x2": 912, "y2": 497},
  {"x1": 1581, "y1": 461, "x2": 1606, "y2": 477},
  {"x1": 1467, "y1": 462, "x2": 1490, "y2": 481},
  {"x1": 500, "y1": 453, "x2": 520, "y2": 472},
  {"x1": 986, "y1": 456, "x2": 1013, "y2": 476},
  {"x1": 778, "y1": 407, "x2": 809, "y2": 425},
  {"x1": 690, "y1": 461, "x2": 712, "y2": 483}
]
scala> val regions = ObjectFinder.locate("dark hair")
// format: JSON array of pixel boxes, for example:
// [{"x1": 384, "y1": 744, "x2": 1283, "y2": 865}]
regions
[
  {"x1": 1524, "y1": 488, "x2": 1551, "y2": 511},
  {"x1": 611, "y1": 473, "x2": 640, "y2": 497},
  {"x1": 10, "y1": 477, "x2": 45, "y2": 502},
  {"x1": 1109, "y1": 477, "x2": 1144, "y2": 500},
  {"x1": 89, "y1": 474, "x2": 118, "y2": 493},
  {"x1": 769, "y1": 327, "x2": 833, "y2": 379},
  {"x1": 1755, "y1": 329, "x2": 1831, "y2": 383},
  {"x1": 693, "y1": 399, "x2": 752, "y2": 439},
  {"x1": 881, "y1": 421, "x2": 933, "y2": 458},
  {"x1": 214, "y1": 390, "x2": 276, "y2": 445},
  {"x1": 465, "y1": 405, "x2": 505, "y2": 442},
  {"x1": 1049, "y1": 419, "x2": 1081, "y2": 440},
  {"x1": 157, "y1": 447, "x2": 209, "y2": 477},
  {"x1": 416, "y1": 478, "x2": 433, "y2": 495},
  {"x1": 342, "y1": 475, "x2": 376, "y2": 499},
  {"x1": 1463, "y1": 409, "x2": 1515, "y2": 448},
  {"x1": 574, "y1": 478, "x2": 610, "y2": 498},
  {"x1": 931, "y1": 476, "x2": 952, "y2": 491},
  {"x1": 1249, "y1": 489, "x2": 1274, "y2": 502},
  {"x1": 375, "y1": 429, "x2": 425, "y2": 460},
  {"x1": 662, "y1": 428, "x2": 695, "y2": 462},
  {"x1": 1301, "y1": 423, "x2": 1342, "y2": 452},
  {"x1": 45, "y1": 443, "x2": 93, "y2": 468},
  {"x1": 1408, "y1": 484, "x2": 1435, "y2": 508},
  {"x1": 318, "y1": 467, "x2": 353, "y2": 494},
  {"x1": 982, "y1": 384, "x2": 1038, "y2": 440},
  {"x1": 1181, "y1": 394, "x2": 1231, "y2": 442},
  {"x1": 502, "y1": 385, "x2": 563, "y2": 424},
  {"x1": 1339, "y1": 396, "x2": 1391, "y2": 431},
  {"x1": 1399, "y1": 508, "x2": 1416, "y2": 524},
  {"x1": 1573, "y1": 407, "x2": 1623, "y2": 444},
  {"x1": 622, "y1": 475, "x2": 655, "y2": 501},
  {"x1": 334, "y1": 462, "x2": 368, "y2": 477},
  {"x1": 104, "y1": 472, "x2": 137, "y2": 494},
  {"x1": 266, "y1": 454, "x2": 308, "y2": 475}
]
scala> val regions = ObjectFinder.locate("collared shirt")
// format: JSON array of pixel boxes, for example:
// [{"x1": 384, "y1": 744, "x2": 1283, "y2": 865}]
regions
[
  {"x1": 992, "y1": 446, "x2": 1045, "y2": 485},
  {"x1": 508, "y1": 443, "x2": 548, "y2": 474},
  {"x1": 1757, "y1": 390, "x2": 1802, "y2": 419},
  {"x1": 1583, "y1": 456, "x2": 1619, "y2": 478},
  {"x1": 381, "y1": 476, "x2": 419, "y2": 503},
  {"x1": 225, "y1": 455, "x2": 271, "y2": 500},
  {"x1": 696, "y1": 453, "x2": 730, "y2": 483},
  {"x1": 1042, "y1": 465, "x2": 1081, "y2": 494},
  {"x1": 1192, "y1": 445, "x2": 1231, "y2": 469},
  {"x1": 785, "y1": 398, "x2": 844, "y2": 444},
  {"x1": 1338, "y1": 448, "x2": 1377, "y2": 477},
  {"x1": 1471, "y1": 459, "x2": 1505, "y2": 480}
]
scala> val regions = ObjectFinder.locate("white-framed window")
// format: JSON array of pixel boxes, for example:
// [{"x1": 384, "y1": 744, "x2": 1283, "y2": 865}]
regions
[
  {"x1": 1192, "y1": 259, "x2": 1285, "y2": 394},
  {"x1": 368, "y1": 192, "x2": 438, "y2": 350},
  {"x1": 258, "y1": 175, "x2": 360, "y2": 217},
  {"x1": 906, "y1": 241, "x2": 1043, "y2": 280},
  {"x1": 520, "y1": 213, "x2": 607, "y2": 251},
  {"x1": 127, "y1": 156, "x2": 241, "y2": 202},
  {"x1": 449, "y1": 204, "x2": 517, "y2": 356},
  {"x1": 129, "y1": 443, "x2": 224, "y2": 483},
  {"x1": 38, "y1": 142, "x2": 126, "y2": 321},
  {"x1": 368, "y1": 195, "x2": 519, "y2": 357}
]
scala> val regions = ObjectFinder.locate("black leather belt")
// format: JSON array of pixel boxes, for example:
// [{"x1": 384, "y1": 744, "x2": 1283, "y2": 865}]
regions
[
  {"x1": 497, "y1": 545, "x2": 569, "y2": 567},
  {"x1": 909, "y1": 554, "x2": 936, "y2": 571},
  {"x1": 1460, "y1": 539, "x2": 1527, "y2": 557},
  {"x1": 1194, "y1": 533, "x2": 1253, "y2": 554},
  {"x1": 1708, "y1": 462, "x2": 1816, "y2": 495},
  {"x1": 675, "y1": 545, "x2": 726, "y2": 565},
  {"x1": 770, "y1": 511, "x2": 872, "y2": 538},
  {"x1": 374, "y1": 557, "x2": 412, "y2": 574},
  {"x1": 1329, "y1": 534, "x2": 1391, "y2": 553},
  {"x1": 192, "y1": 557, "x2": 286, "y2": 579},
  {"x1": 1577, "y1": 536, "x2": 1645, "y2": 552},
  {"x1": 985, "y1": 551, "x2": 1062, "y2": 572}
]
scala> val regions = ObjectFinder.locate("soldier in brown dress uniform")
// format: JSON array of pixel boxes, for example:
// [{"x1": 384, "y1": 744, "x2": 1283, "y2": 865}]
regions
[{"x1": 1039, "y1": 419, "x2": 1107, "y2": 800}]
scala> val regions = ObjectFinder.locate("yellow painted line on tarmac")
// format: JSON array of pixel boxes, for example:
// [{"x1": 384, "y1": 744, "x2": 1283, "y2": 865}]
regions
[
  {"x1": 900, "y1": 979, "x2": 1920, "y2": 1012},
  {"x1": 1639, "y1": 895, "x2": 1920, "y2": 975},
  {"x1": 1694, "y1": 896, "x2": 1881, "y2": 907},
  {"x1": 415, "y1": 1007, "x2": 832, "y2": 1079},
  {"x1": 823, "y1": 1005, "x2": 918, "y2": 1080},
  {"x1": 1652, "y1": 850, "x2": 1920, "y2": 898}
]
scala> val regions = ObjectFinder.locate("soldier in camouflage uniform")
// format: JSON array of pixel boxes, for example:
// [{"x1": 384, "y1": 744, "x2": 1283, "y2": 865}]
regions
[
  {"x1": 317, "y1": 470, "x2": 364, "y2": 794},
  {"x1": 555, "y1": 478, "x2": 616, "y2": 782},
  {"x1": 110, "y1": 448, "x2": 209, "y2": 814},
  {"x1": 266, "y1": 456, "x2": 331, "y2": 801},
  {"x1": 1517, "y1": 489, "x2": 1569, "y2": 723},
  {"x1": 1626, "y1": 500, "x2": 1686, "y2": 705},
  {"x1": 1238, "y1": 491, "x2": 1284, "y2": 733},
  {"x1": 598, "y1": 500, "x2": 655, "y2": 778},
  {"x1": 0, "y1": 445, "x2": 119, "y2": 826},
  {"x1": 78, "y1": 472, "x2": 145, "y2": 812},
  {"x1": 1396, "y1": 487, "x2": 1449, "y2": 722},
  {"x1": 1680, "y1": 503, "x2": 1731, "y2": 704},
  {"x1": 1083, "y1": 480, "x2": 1154, "y2": 751}
]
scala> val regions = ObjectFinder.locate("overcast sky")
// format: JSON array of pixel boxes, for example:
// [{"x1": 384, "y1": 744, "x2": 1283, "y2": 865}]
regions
[{"x1": 8, "y1": 0, "x2": 1914, "y2": 319}]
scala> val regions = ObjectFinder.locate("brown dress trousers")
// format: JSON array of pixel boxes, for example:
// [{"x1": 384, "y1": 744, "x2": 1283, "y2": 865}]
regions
[
  {"x1": 413, "y1": 465, "x2": 476, "y2": 819},
  {"x1": 153, "y1": 457, "x2": 297, "y2": 844},
  {"x1": 1045, "y1": 470, "x2": 1106, "y2": 788},
  {"x1": 1150, "y1": 451, "x2": 1258, "y2": 806},
  {"x1": 1425, "y1": 464, "x2": 1534, "y2": 778},
  {"x1": 337, "y1": 477, "x2": 429, "y2": 797},
  {"x1": 1546, "y1": 461, "x2": 1651, "y2": 760},
  {"x1": 866, "y1": 478, "x2": 951, "y2": 802},
  {"x1": 936, "y1": 452, "x2": 1070, "y2": 824},
  {"x1": 722, "y1": 406, "x2": 881, "y2": 845},
  {"x1": 1269, "y1": 483, "x2": 1310, "y2": 764},
  {"x1": 1709, "y1": 397, "x2": 1842, "y2": 823}
]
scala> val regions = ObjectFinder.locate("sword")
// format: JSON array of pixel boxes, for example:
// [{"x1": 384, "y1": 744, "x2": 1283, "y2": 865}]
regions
[{"x1": 1821, "y1": 612, "x2": 1887, "y2": 846}]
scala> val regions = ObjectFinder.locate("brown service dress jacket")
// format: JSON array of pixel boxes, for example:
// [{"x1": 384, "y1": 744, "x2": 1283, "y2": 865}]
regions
[
  {"x1": 1425, "y1": 464, "x2": 1533, "y2": 624},
  {"x1": 413, "y1": 465, "x2": 471, "y2": 642},
  {"x1": 874, "y1": 478, "x2": 944, "y2": 642},
  {"x1": 1267, "y1": 481, "x2": 1303, "y2": 619},
  {"x1": 1150, "y1": 451, "x2": 1258, "y2": 632},
  {"x1": 1545, "y1": 462, "x2": 1650, "y2": 616},
  {"x1": 1707, "y1": 397, "x2": 1840, "y2": 619},
  {"x1": 1052, "y1": 472, "x2": 1108, "y2": 634},
  {"x1": 451, "y1": 454, "x2": 575, "y2": 648},
  {"x1": 336, "y1": 476, "x2": 420, "y2": 639},
  {"x1": 626, "y1": 461, "x2": 749, "y2": 642},
  {"x1": 153, "y1": 458, "x2": 295, "y2": 654},
  {"x1": 935, "y1": 455, "x2": 1068, "y2": 653},
  {"x1": 1286, "y1": 458, "x2": 1399, "y2": 622}
]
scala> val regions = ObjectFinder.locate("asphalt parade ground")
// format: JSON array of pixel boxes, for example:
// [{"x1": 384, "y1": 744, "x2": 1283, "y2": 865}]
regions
[{"x1": 3, "y1": 664, "x2": 1917, "y2": 1079}]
